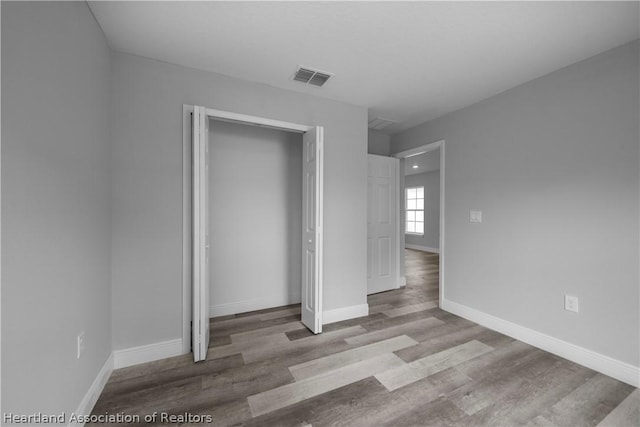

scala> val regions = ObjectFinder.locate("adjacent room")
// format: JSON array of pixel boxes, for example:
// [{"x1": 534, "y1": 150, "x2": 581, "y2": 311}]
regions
[{"x1": 2, "y1": 1, "x2": 638, "y2": 426}]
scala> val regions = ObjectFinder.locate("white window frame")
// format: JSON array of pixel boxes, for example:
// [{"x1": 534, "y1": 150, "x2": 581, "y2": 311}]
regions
[{"x1": 405, "y1": 186, "x2": 424, "y2": 236}]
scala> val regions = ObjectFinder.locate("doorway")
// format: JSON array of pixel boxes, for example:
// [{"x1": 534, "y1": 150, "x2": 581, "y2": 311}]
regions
[
  {"x1": 208, "y1": 120, "x2": 303, "y2": 320},
  {"x1": 183, "y1": 105, "x2": 325, "y2": 361},
  {"x1": 392, "y1": 140, "x2": 445, "y2": 308}
]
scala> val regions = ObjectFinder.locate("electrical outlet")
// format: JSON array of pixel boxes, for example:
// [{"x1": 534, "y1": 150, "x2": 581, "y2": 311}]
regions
[
  {"x1": 77, "y1": 331, "x2": 85, "y2": 359},
  {"x1": 470, "y1": 210, "x2": 482, "y2": 223},
  {"x1": 564, "y1": 295, "x2": 579, "y2": 313}
]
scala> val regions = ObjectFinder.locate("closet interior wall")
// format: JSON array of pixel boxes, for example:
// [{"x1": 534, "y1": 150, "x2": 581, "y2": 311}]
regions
[{"x1": 208, "y1": 120, "x2": 303, "y2": 317}]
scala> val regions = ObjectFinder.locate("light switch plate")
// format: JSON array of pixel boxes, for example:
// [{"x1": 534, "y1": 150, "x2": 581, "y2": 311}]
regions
[{"x1": 470, "y1": 210, "x2": 482, "y2": 223}]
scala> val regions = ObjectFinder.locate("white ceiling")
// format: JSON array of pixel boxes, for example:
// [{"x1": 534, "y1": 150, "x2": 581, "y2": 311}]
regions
[
  {"x1": 404, "y1": 149, "x2": 440, "y2": 176},
  {"x1": 88, "y1": 1, "x2": 639, "y2": 134}
]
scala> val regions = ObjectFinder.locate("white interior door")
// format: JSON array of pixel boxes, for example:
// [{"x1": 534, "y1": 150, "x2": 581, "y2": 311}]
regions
[
  {"x1": 367, "y1": 155, "x2": 399, "y2": 294},
  {"x1": 192, "y1": 105, "x2": 210, "y2": 362},
  {"x1": 301, "y1": 127, "x2": 323, "y2": 333}
]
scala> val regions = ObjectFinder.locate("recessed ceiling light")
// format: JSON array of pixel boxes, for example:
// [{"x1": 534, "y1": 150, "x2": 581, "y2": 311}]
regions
[{"x1": 412, "y1": 164, "x2": 419, "y2": 169}]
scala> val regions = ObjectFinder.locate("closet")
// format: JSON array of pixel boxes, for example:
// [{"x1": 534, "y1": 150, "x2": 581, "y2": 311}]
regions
[
  {"x1": 189, "y1": 105, "x2": 324, "y2": 362},
  {"x1": 209, "y1": 121, "x2": 303, "y2": 317}
]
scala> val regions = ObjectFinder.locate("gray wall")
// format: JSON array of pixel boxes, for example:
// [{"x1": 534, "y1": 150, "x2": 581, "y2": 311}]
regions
[
  {"x1": 2, "y1": 1, "x2": 112, "y2": 415},
  {"x1": 209, "y1": 121, "x2": 302, "y2": 314},
  {"x1": 404, "y1": 171, "x2": 440, "y2": 250},
  {"x1": 392, "y1": 41, "x2": 639, "y2": 366},
  {"x1": 368, "y1": 129, "x2": 391, "y2": 156},
  {"x1": 111, "y1": 52, "x2": 368, "y2": 350}
]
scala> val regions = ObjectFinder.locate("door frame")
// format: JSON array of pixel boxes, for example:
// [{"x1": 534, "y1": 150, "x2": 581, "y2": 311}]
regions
[
  {"x1": 392, "y1": 140, "x2": 445, "y2": 308},
  {"x1": 181, "y1": 105, "x2": 322, "y2": 354}
]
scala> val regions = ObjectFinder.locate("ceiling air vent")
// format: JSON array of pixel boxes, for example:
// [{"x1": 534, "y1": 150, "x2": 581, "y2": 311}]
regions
[
  {"x1": 368, "y1": 117, "x2": 396, "y2": 131},
  {"x1": 292, "y1": 66, "x2": 333, "y2": 87}
]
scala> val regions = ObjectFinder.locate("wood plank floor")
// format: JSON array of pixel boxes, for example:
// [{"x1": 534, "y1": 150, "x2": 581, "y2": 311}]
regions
[{"x1": 90, "y1": 249, "x2": 639, "y2": 426}]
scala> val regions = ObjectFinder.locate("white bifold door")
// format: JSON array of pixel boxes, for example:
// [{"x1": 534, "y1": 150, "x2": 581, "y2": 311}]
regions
[
  {"x1": 192, "y1": 106, "x2": 210, "y2": 362},
  {"x1": 301, "y1": 127, "x2": 323, "y2": 334},
  {"x1": 367, "y1": 155, "x2": 399, "y2": 294}
]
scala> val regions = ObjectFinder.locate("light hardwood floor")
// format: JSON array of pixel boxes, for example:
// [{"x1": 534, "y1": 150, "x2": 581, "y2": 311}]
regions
[{"x1": 90, "y1": 249, "x2": 639, "y2": 426}]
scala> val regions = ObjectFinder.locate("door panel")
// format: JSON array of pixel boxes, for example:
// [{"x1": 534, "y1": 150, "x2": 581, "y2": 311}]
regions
[
  {"x1": 305, "y1": 249, "x2": 314, "y2": 310},
  {"x1": 367, "y1": 155, "x2": 399, "y2": 294},
  {"x1": 306, "y1": 173, "x2": 315, "y2": 233},
  {"x1": 192, "y1": 106, "x2": 210, "y2": 362},
  {"x1": 377, "y1": 183, "x2": 391, "y2": 223},
  {"x1": 378, "y1": 237, "x2": 391, "y2": 277},
  {"x1": 301, "y1": 127, "x2": 323, "y2": 333}
]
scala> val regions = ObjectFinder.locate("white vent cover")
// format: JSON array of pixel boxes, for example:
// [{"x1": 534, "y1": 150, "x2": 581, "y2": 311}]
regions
[
  {"x1": 368, "y1": 117, "x2": 396, "y2": 130},
  {"x1": 292, "y1": 66, "x2": 333, "y2": 87}
]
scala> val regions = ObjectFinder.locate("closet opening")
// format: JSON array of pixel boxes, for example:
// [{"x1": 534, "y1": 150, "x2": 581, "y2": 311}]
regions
[
  {"x1": 184, "y1": 105, "x2": 324, "y2": 362},
  {"x1": 209, "y1": 120, "x2": 303, "y2": 327}
]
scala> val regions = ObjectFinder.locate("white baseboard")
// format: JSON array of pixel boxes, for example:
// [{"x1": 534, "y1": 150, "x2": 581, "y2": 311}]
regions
[
  {"x1": 441, "y1": 298, "x2": 640, "y2": 388},
  {"x1": 405, "y1": 244, "x2": 440, "y2": 253},
  {"x1": 113, "y1": 338, "x2": 184, "y2": 369},
  {"x1": 210, "y1": 294, "x2": 301, "y2": 317},
  {"x1": 68, "y1": 353, "x2": 114, "y2": 427},
  {"x1": 323, "y1": 304, "x2": 369, "y2": 325}
]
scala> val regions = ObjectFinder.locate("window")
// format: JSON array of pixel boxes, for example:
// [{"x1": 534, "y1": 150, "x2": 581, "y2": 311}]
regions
[{"x1": 405, "y1": 186, "x2": 424, "y2": 235}]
